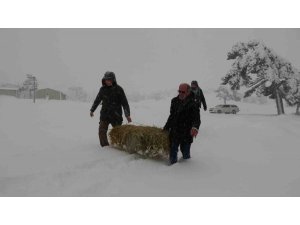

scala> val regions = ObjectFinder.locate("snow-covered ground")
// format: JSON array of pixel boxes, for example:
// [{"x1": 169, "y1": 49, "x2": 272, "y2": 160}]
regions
[{"x1": 1, "y1": 95, "x2": 300, "y2": 196}]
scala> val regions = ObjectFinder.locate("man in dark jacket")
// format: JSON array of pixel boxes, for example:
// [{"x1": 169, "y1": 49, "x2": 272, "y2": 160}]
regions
[
  {"x1": 90, "y1": 71, "x2": 132, "y2": 147},
  {"x1": 163, "y1": 83, "x2": 201, "y2": 165},
  {"x1": 191, "y1": 80, "x2": 207, "y2": 111}
]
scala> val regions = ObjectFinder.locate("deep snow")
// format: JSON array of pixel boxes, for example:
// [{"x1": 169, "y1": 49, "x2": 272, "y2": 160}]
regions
[{"x1": 1, "y1": 95, "x2": 300, "y2": 196}]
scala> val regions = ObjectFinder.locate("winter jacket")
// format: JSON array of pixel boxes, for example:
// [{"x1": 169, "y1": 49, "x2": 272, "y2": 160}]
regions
[
  {"x1": 90, "y1": 75, "x2": 130, "y2": 124},
  {"x1": 192, "y1": 87, "x2": 207, "y2": 110},
  {"x1": 164, "y1": 93, "x2": 201, "y2": 144}
]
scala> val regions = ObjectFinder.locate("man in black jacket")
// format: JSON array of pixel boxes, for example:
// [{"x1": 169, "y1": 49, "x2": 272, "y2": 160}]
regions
[
  {"x1": 90, "y1": 71, "x2": 132, "y2": 147},
  {"x1": 164, "y1": 83, "x2": 201, "y2": 165},
  {"x1": 191, "y1": 80, "x2": 207, "y2": 111}
]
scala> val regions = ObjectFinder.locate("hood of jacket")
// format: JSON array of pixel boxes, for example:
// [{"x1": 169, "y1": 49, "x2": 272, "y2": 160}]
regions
[{"x1": 102, "y1": 71, "x2": 117, "y2": 86}]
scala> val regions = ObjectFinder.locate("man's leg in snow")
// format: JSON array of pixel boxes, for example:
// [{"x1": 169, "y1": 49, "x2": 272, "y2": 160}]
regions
[{"x1": 99, "y1": 120, "x2": 110, "y2": 147}]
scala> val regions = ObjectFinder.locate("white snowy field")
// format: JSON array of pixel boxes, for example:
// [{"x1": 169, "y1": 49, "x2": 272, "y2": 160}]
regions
[{"x1": 1, "y1": 95, "x2": 300, "y2": 196}]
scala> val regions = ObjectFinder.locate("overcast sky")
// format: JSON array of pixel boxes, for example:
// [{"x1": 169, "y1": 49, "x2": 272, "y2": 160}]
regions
[{"x1": 0, "y1": 29, "x2": 299, "y2": 95}]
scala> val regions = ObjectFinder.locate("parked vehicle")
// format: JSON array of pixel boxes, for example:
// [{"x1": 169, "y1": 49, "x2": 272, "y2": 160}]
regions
[{"x1": 209, "y1": 104, "x2": 240, "y2": 114}]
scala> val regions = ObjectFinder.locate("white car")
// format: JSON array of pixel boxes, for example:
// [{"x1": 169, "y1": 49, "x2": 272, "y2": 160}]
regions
[{"x1": 209, "y1": 104, "x2": 240, "y2": 114}]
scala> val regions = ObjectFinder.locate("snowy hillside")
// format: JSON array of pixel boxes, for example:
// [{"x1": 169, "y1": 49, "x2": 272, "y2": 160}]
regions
[{"x1": 1, "y1": 95, "x2": 300, "y2": 196}]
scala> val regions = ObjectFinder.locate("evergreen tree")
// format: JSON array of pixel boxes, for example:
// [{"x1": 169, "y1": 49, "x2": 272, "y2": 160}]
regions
[
  {"x1": 222, "y1": 40, "x2": 300, "y2": 115},
  {"x1": 280, "y1": 72, "x2": 300, "y2": 115}
]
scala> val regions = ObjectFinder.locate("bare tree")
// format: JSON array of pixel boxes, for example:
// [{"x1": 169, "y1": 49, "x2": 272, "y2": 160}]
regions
[{"x1": 215, "y1": 85, "x2": 235, "y2": 104}]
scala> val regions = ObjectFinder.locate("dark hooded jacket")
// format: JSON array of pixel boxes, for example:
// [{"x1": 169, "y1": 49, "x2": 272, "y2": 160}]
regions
[
  {"x1": 164, "y1": 92, "x2": 201, "y2": 144},
  {"x1": 191, "y1": 81, "x2": 207, "y2": 110},
  {"x1": 90, "y1": 72, "x2": 130, "y2": 124}
]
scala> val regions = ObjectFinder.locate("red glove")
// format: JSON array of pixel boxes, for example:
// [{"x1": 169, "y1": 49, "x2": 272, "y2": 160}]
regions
[{"x1": 190, "y1": 128, "x2": 198, "y2": 138}]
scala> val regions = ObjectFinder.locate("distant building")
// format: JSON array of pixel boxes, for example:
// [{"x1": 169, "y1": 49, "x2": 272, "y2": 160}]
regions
[
  {"x1": 0, "y1": 84, "x2": 20, "y2": 97},
  {"x1": 36, "y1": 88, "x2": 67, "y2": 100}
]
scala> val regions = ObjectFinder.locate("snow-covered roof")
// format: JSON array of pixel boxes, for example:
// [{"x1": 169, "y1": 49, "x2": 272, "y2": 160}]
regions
[
  {"x1": 0, "y1": 84, "x2": 20, "y2": 90},
  {"x1": 0, "y1": 87, "x2": 19, "y2": 90}
]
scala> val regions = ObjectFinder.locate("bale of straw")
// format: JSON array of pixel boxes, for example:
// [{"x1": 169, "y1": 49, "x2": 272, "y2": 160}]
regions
[{"x1": 109, "y1": 124, "x2": 170, "y2": 159}]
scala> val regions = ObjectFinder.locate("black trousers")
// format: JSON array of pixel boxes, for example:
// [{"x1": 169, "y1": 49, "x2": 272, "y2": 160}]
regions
[
  {"x1": 169, "y1": 141, "x2": 191, "y2": 164},
  {"x1": 98, "y1": 120, "x2": 122, "y2": 147}
]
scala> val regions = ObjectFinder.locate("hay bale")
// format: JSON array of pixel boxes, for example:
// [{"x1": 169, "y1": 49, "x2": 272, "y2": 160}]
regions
[{"x1": 109, "y1": 124, "x2": 170, "y2": 159}]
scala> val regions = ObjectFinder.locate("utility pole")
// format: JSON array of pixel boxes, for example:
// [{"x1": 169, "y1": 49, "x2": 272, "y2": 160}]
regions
[
  {"x1": 33, "y1": 76, "x2": 36, "y2": 103},
  {"x1": 26, "y1": 74, "x2": 37, "y2": 103}
]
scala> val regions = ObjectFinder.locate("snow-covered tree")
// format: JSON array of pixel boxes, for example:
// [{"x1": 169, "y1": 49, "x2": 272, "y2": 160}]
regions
[
  {"x1": 280, "y1": 72, "x2": 300, "y2": 115},
  {"x1": 232, "y1": 89, "x2": 243, "y2": 102},
  {"x1": 215, "y1": 85, "x2": 238, "y2": 104},
  {"x1": 222, "y1": 40, "x2": 300, "y2": 115},
  {"x1": 22, "y1": 74, "x2": 38, "y2": 90},
  {"x1": 19, "y1": 74, "x2": 38, "y2": 99}
]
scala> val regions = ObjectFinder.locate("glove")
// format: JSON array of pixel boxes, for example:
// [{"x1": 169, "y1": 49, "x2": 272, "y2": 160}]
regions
[
  {"x1": 204, "y1": 107, "x2": 207, "y2": 111},
  {"x1": 190, "y1": 127, "x2": 198, "y2": 137},
  {"x1": 90, "y1": 111, "x2": 94, "y2": 117}
]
